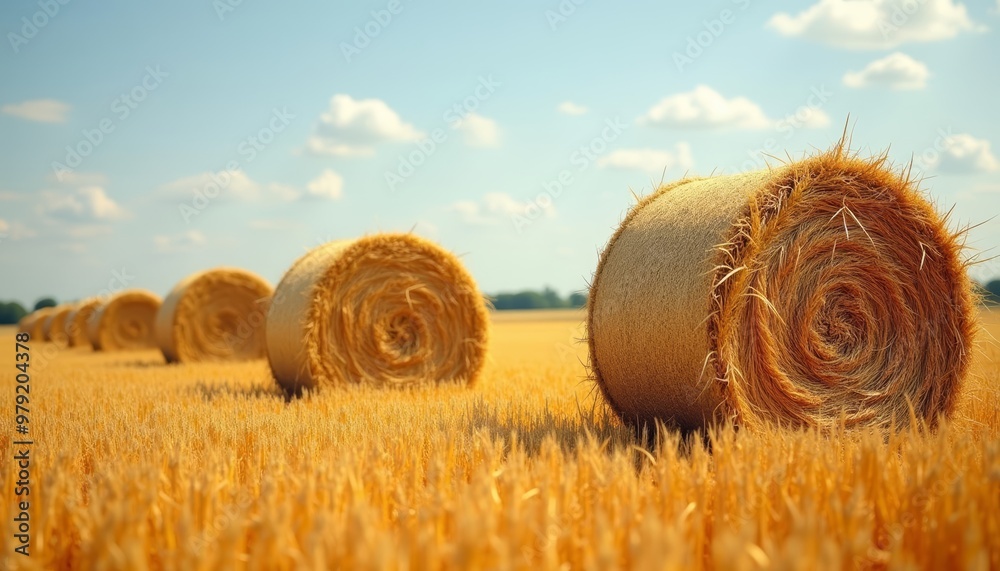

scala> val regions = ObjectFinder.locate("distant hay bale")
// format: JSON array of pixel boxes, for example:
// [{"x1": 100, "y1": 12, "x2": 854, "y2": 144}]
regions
[
  {"x1": 26, "y1": 308, "x2": 55, "y2": 342},
  {"x1": 65, "y1": 298, "x2": 102, "y2": 348},
  {"x1": 17, "y1": 313, "x2": 35, "y2": 335},
  {"x1": 155, "y1": 267, "x2": 274, "y2": 363},
  {"x1": 42, "y1": 304, "x2": 74, "y2": 344},
  {"x1": 266, "y1": 233, "x2": 490, "y2": 394},
  {"x1": 588, "y1": 145, "x2": 977, "y2": 432},
  {"x1": 87, "y1": 289, "x2": 162, "y2": 351}
]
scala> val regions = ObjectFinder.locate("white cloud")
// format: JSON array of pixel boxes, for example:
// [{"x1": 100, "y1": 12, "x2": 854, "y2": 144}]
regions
[
  {"x1": 47, "y1": 171, "x2": 108, "y2": 186},
  {"x1": 267, "y1": 183, "x2": 300, "y2": 202},
  {"x1": 158, "y1": 170, "x2": 261, "y2": 202},
  {"x1": 65, "y1": 224, "x2": 113, "y2": 239},
  {"x1": 768, "y1": 0, "x2": 982, "y2": 50},
  {"x1": 931, "y1": 134, "x2": 999, "y2": 173},
  {"x1": 307, "y1": 94, "x2": 423, "y2": 157},
  {"x1": 641, "y1": 86, "x2": 772, "y2": 130},
  {"x1": 779, "y1": 106, "x2": 831, "y2": 129},
  {"x1": 0, "y1": 191, "x2": 25, "y2": 201},
  {"x1": 154, "y1": 230, "x2": 207, "y2": 253},
  {"x1": 305, "y1": 169, "x2": 344, "y2": 200},
  {"x1": 40, "y1": 187, "x2": 128, "y2": 221},
  {"x1": 1, "y1": 99, "x2": 70, "y2": 123},
  {"x1": 843, "y1": 52, "x2": 930, "y2": 89},
  {"x1": 597, "y1": 143, "x2": 694, "y2": 174},
  {"x1": 453, "y1": 112, "x2": 500, "y2": 147},
  {"x1": 450, "y1": 192, "x2": 555, "y2": 226},
  {"x1": 0, "y1": 219, "x2": 36, "y2": 241},
  {"x1": 557, "y1": 101, "x2": 589, "y2": 116}
]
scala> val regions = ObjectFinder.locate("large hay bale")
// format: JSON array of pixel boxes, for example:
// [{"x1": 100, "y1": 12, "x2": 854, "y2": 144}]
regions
[
  {"x1": 65, "y1": 298, "x2": 102, "y2": 348},
  {"x1": 26, "y1": 308, "x2": 54, "y2": 342},
  {"x1": 588, "y1": 146, "x2": 976, "y2": 432},
  {"x1": 267, "y1": 233, "x2": 490, "y2": 394},
  {"x1": 87, "y1": 289, "x2": 162, "y2": 351},
  {"x1": 42, "y1": 304, "x2": 74, "y2": 344},
  {"x1": 155, "y1": 267, "x2": 274, "y2": 363}
]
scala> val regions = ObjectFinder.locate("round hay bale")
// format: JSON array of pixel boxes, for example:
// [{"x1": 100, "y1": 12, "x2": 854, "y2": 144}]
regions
[
  {"x1": 65, "y1": 298, "x2": 102, "y2": 348},
  {"x1": 155, "y1": 267, "x2": 274, "y2": 363},
  {"x1": 588, "y1": 146, "x2": 977, "y2": 432},
  {"x1": 87, "y1": 289, "x2": 162, "y2": 351},
  {"x1": 17, "y1": 313, "x2": 35, "y2": 335},
  {"x1": 27, "y1": 308, "x2": 55, "y2": 342},
  {"x1": 266, "y1": 233, "x2": 490, "y2": 394},
  {"x1": 42, "y1": 304, "x2": 74, "y2": 344}
]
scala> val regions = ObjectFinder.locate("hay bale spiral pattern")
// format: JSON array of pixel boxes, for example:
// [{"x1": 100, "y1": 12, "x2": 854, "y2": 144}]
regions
[
  {"x1": 155, "y1": 268, "x2": 273, "y2": 363},
  {"x1": 588, "y1": 148, "x2": 976, "y2": 431},
  {"x1": 87, "y1": 289, "x2": 162, "y2": 351},
  {"x1": 267, "y1": 233, "x2": 490, "y2": 394}
]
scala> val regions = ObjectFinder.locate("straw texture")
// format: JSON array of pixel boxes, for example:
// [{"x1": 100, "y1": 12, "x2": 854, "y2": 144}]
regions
[
  {"x1": 588, "y1": 146, "x2": 976, "y2": 432},
  {"x1": 26, "y1": 308, "x2": 55, "y2": 342},
  {"x1": 155, "y1": 267, "x2": 273, "y2": 363},
  {"x1": 266, "y1": 233, "x2": 490, "y2": 394},
  {"x1": 65, "y1": 298, "x2": 102, "y2": 348},
  {"x1": 87, "y1": 289, "x2": 162, "y2": 351},
  {"x1": 42, "y1": 304, "x2": 74, "y2": 344}
]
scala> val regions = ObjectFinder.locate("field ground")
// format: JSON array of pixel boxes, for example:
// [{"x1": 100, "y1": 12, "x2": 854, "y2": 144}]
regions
[{"x1": 0, "y1": 308, "x2": 998, "y2": 570}]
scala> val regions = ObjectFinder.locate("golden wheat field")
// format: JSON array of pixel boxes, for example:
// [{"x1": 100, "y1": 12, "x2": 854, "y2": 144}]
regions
[{"x1": 1, "y1": 308, "x2": 998, "y2": 571}]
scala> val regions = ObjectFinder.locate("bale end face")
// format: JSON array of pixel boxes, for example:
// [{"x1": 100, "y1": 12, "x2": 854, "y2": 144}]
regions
[
  {"x1": 156, "y1": 268, "x2": 274, "y2": 364},
  {"x1": 588, "y1": 146, "x2": 977, "y2": 432},
  {"x1": 267, "y1": 233, "x2": 490, "y2": 395}
]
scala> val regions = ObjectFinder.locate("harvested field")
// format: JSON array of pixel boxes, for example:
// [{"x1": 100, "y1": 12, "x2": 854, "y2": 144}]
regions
[{"x1": 0, "y1": 308, "x2": 997, "y2": 569}]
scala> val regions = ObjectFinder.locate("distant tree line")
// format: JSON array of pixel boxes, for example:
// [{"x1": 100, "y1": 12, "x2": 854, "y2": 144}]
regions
[
  {"x1": 490, "y1": 287, "x2": 587, "y2": 310},
  {"x1": 0, "y1": 297, "x2": 57, "y2": 324},
  {"x1": 982, "y1": 281, "x2": 1000, "y2": 305}
]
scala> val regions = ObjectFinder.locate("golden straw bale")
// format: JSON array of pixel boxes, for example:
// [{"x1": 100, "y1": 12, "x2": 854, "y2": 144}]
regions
[
  {"x1": 65, "y1": 298, "x2": 102, "y2": 348},
  {"x1": 588, "y1": 144, "x2": 976, "y2": 432},
  {"x1": 87, "y1": 289, "x2": 162, "y2": 351},
  {"x1": 267, "y1": 233, "x2": 490, "y2": 394},
  {"x1": 155, "y1": 267, "x2": 273, "y2": 363}
]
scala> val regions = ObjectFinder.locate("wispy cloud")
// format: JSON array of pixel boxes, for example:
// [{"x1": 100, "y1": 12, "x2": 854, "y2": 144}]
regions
[
  {"x1": 454, "y1": 112, "x2": 500, "y2": 147},
  {"x1": 768, "y1": 0, "x2": 982, "y2": 49},
  {"x1": 930, "y1": 134, "x2": 999, "y2": 173},
  {"x1": 305, "y1": 169, "x2": 344, "y2": 200},
  {"x1": 844, "y1": 52, "x2": 930, "y2": 90},
  {"x1": 39, "y1": 187, "x2": 129, "y2": 221},
  {"x1": 556, "y1": 101, "x2": 589, "y2": 116},
  {"x1": 641, "y1": 86, "x2": 772, "y2": 130},
  {"x1": 597, "y1": 143, "x2": 694, "y2": 174},
  {"x1": 154, "y1": 230, "x2": 207, "y2": 253},
  {"x1": 2, "y1": 99, "x2": 70, "y2": 123},
  {"x1": 450, "y1": 192, "x2": 554, "y2": 226}
]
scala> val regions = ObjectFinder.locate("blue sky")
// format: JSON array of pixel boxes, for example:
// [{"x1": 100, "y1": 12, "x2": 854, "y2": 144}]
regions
[{"x1": 1, "y1": 0, "x2": 999, "y2": 307}]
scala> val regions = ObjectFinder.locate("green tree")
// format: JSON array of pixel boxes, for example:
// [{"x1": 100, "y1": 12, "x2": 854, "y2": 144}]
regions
[
  {"x1": 985, "y1": 280, "x2": 1000, "y2": 305},
  {"x1": 568, "y1": 292, "x2": 588, "y2": 308},
  {"x1": 541, "y1": 286, "x2": 566, "y2": 309},
  {"x1": 33, "y1": 297, "x2": 57, "y2": 311},
  {"x1": 0, "y1": 301, "x2": 28, "y2": 325}
]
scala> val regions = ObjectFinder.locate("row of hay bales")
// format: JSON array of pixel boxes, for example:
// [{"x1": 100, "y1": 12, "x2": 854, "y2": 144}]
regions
[
  {"x1": 17, "y1": 233, "x2": 490, "y2": 395},
  {"x1": 14, "y1": 144, "x2": 979, "y2": 430}
]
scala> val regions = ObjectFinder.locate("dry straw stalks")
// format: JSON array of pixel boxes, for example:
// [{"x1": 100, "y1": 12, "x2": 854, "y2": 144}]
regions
[
  {"x1": 266, "y1": 233, "x2": 490, "y2": 395},
  {"x1": 156, "y1": 267, "x2": 274, "y2": 363},
  {"x1": 588, "y1": 142, "x2": 977, "y2": 432}
]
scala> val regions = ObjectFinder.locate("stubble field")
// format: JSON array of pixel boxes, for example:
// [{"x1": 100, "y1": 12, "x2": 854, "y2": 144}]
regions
[{"x1": 1, "y1": 308, "x2": 998, "y2": 570}]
